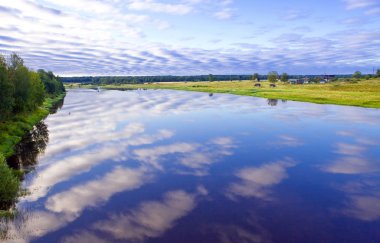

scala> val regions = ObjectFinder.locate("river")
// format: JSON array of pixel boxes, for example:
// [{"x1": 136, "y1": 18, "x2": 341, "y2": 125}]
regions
[{"x1": 2, "y1": 89, "x2": 380, "y2": 242}]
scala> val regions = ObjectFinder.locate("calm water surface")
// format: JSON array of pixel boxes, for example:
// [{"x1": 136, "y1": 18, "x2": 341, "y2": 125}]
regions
[{"x1": 2, "y1": 89, "x2": 380, "y2": 243}]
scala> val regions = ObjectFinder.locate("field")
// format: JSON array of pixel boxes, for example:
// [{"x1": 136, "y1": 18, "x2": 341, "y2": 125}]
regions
[{"x1": 68, "y1": 79, "x2": 380, "y2": 108}]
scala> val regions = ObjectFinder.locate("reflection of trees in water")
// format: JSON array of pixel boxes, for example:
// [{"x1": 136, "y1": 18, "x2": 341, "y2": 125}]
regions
[
  {"x1": 7, "y1": 122, "x2": 49, "y2": 173},
  {"x1": 267, "y1": 99, "x2": 278, "y2": 106},
  {"x1": 267, "y1": 99, "x2": 287, "y2": 106},
  {"x1": 1, "y1": 122, "x2": 50, "y2": 234}
]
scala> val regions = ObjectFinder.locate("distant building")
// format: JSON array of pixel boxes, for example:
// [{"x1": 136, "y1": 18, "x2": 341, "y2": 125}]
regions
[
  {"x1": 289, "y1": 78, "x2": 308, "y2": 84},
  {"x1": 324, "y1": 75, "x2": 335, "y2": 81}
]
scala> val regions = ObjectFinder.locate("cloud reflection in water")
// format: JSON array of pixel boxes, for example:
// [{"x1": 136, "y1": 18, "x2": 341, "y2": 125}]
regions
[
  {"x1": 3, "y1": 89, "x2": 380, "y2": 242},
  {"x1": 227, "y1": 158, "x2": 296, "y2": 200},
  {"x1": 45, "y1": 166, "x2": 152, "y2": 215},
  {"x1": 63, "y1": 187, "x2": 207, "y2": 242}
]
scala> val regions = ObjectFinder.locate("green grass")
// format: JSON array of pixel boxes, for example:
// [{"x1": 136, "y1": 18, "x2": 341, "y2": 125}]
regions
[
  {"x1": 0, "y1": 93, "x2": 65, "y2": 217},
  {"x1": 69, "y1": 78, "x2": 380, "y2": 108},
  {"x1": 0, "y1": 93, "x2": 66, "y2": 158}
]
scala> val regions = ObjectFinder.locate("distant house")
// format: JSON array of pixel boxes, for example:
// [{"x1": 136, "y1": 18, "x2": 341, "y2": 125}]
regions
[
  {"x1": 289, "y1": 78, "x2": 307, "y2": 84},
  {"x1": 320, "y1": 79, "x2": 327, "y2": 84},
  {"x1": 324, "y1": 75, "x2": 335, "y2": 81}
]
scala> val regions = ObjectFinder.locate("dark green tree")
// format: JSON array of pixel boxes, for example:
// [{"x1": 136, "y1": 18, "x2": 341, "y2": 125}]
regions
[
  {"x1": 267, "y1": 71, "x2": 279, "y2": 83},
  {"x1": 0, "y1": 55, "x2": 14, "y2": 120},
  {"x1": 29, "y1": 71, "x2": 45, "y2": 109},
  {"x1": 281, "y1": 72, "x2": 288, "y2": 82},
  {"x1": 376, "y1": 69, "x2": 380, "y2": 77},
  {"x1": 353, "y1": 71, "x2": 362, "y2": 79},
  {"x1": 252, "y1": 73, "x2": 259, "y2": 82},
  {"x1": 38, "y1": 69, "x2": 65, "y2": 95},
  {"x1": 12, "y1": 66, "x2": 32, "y2": 113},
  {"x1": 0, "y1": 154, "x2": 20, "y2": 210},
  {"x1": 8, "y1": 53, "x2": 24, "y2": 71},
  {"x1": 208, "y1": 74, "x2": 214, "y2": 82}
]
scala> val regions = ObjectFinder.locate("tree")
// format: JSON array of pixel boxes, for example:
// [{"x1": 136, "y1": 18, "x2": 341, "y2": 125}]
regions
[
  {"x1": 0, "y1": 54, "x2": 63, "y2": 121},
  {"x1": 252, "y1": 73, "x2": 259, "y2": 82},
  {"x1": 281, "y1": 72, "x2": 288, "y2": 82},
  {"x1": 38, "y1": 69, "x2": 65, "y2": 94},
  {"x1": 267, "y1": 71, "x2": 279, "y2": 83},
  {"x1": 0, "y1": 55, "x2": 14, "y2": 120},
  {"x1": 0, "y1": 154, "x2": 20, "y2": 210},
  {"x1": 13, "y1": 66, "x2": 32, "y2": 112},
  {"x1": 29, "y1": 71, "x2": 45, "y2": 109},
  {"x1": 208, "y1": 74, "x2": 214, "y2": 82},
  {"x1": 376, "y1": 69, "x2": 380, "y2": 77},
  {"x1": 353, "y1": 71, "x2": 362, "y2": 79},
  {"x1": 8, "y1": 53, "x2": 24, "y2": 71}
]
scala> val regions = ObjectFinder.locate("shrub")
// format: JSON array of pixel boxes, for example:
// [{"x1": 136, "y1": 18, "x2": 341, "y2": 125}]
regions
[{"x1": 0, "y1": 154, "x2": 20, "y2": 210}]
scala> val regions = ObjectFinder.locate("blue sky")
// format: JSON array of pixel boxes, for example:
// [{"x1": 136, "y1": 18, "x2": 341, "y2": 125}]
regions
[{"x1": 0, "y1": 0, "x2": 379, "y2": 76}]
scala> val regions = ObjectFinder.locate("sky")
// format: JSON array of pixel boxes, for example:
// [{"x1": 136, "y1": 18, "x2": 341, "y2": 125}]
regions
[{"x1": 0, "y1": 0, "x2": 379, "y2": 76}]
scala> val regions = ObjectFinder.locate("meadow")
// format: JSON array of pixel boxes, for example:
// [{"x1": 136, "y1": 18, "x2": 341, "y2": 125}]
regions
[{"x1": 70, "y1": 78, "x2": 380, "y2": 109}]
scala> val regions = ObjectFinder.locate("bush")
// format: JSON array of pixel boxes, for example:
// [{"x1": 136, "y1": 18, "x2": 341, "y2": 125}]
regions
[{"x1": 0, "y1": 154, "x2": 20, "y2": 210}]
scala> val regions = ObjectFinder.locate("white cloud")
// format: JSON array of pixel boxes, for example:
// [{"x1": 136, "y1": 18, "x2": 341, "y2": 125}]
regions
[
  {"x1": 1, "y1": 0, "x2": 379, "y2": 77},
  {"x1": 214, "y1": 8, "x2": 234, "y2": 19},
  {"x1": 365, "y1": 7, "x2": 380, "y2": 15},
  {"x1": 42, "y1": 0, "x2": 116, "y2": 14},
  {"x1": 342, "y1": 0, "x2": 378, "y2": 9},
  {"x1": 128, "y1": 0, "x2": 193, "y2": 15},
  {"x1": 282, "y1": 9, "x2": 310, "y2": 20}
]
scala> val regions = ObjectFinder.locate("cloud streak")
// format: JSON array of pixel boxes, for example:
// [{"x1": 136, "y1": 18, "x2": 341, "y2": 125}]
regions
[{"x1": 0, "y1": 0, "x2": 379, "y2": 75}]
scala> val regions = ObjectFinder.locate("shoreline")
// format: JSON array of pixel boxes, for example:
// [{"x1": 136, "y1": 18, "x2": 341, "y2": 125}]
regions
[
  {"x1": 66, "y1": 79, "x2": 380, "y2": 109},
  {"x1": 0, "y1": 93, "x2": 66, "y2": 159},
  {"x1": 0, "y1": 93, "x2": 65, "y2": 216}
]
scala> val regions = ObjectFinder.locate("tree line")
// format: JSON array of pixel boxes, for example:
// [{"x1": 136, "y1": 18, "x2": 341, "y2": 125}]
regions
[
  {"x1": 259, "y1": 70, "x2": 380, "y2": 83},
  {"x1": 0, "y1": 54, "x2": 65, "y2": 121},
  {"x1": 61, "y1": 75, "x2": 254, "y2": 84},
  {"x1": 61, "y1": 74, "x2": 356, "y2": 85}
]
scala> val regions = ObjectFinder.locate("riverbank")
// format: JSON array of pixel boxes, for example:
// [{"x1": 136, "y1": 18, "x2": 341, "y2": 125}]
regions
[
  {"x1": 0, "y1": 93, "x2": 65, "y2": 158},
  {"x1": 0, "y1": 93, "x2": 65, "y2": 215},
  {"x1": 68, "y1": 79, "x2": 380, "y2": 108}
]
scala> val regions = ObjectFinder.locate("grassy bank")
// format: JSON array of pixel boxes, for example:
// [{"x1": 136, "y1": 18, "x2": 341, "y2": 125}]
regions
[
  {"x1": 69, "y1": 79, "x2": 380, "y2": 108},
  {"x1": 0, "y1": 93, "x2": 66, "y2": 158},
  {"x1": 0, "y1": 93, "x2": 65, "y2": 214}
]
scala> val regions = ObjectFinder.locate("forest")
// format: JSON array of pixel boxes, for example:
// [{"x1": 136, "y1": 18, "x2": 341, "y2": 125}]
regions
[{"x1": 0, "y1": 53, "x2": 65, "y2": 121}]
